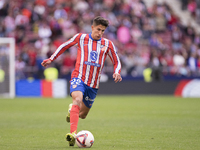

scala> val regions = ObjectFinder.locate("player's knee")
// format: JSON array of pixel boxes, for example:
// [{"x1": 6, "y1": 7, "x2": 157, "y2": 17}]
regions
[
  {"x1": 75, "y1": 97, "x2": 82, "y2": 103},
  {"x1": 73, "y1": 97, "x2": 82, "y2": 106},
  {"x1": 72, "y1": 91, "x2": 83, "y2": 106}
]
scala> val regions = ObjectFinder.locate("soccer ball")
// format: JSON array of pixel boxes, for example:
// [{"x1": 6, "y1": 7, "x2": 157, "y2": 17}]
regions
[{"x1": 75, "y1": 130, "x2": 94, "y2": 148}]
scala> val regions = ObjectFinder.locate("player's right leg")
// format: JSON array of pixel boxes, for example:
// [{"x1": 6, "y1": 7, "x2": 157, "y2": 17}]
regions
[
  {"x1": 69, "y1": 91, "x2": 82, "y2": 133},
  {"x1": 66, "y1": 91, "x2": 82, "y2": 146}
]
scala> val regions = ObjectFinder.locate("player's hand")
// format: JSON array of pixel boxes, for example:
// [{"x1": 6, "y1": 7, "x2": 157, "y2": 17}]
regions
[
  {"x1": 113, "y1": 73, "x2": 122, "y2": 83},
  {"x1": 41, "y1": 58, "x2": 52, "y2": 67}
]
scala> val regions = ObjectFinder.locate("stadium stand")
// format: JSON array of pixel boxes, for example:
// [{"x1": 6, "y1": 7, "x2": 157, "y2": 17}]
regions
[{"x1": 0, "y1": 0, "x2": 200, "y2": 81}]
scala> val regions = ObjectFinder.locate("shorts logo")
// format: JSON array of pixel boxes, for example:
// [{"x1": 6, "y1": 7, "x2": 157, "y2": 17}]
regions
[
  {"x1": 90, "y1": 51, "x2": 97, "y2": 62},
  {"x1": 85, "y1": 96, "x2": 94, "y2": 102}
]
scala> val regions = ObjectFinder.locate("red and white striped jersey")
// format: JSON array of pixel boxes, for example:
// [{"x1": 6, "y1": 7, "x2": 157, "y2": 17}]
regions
[{"x1": 50, "y1": 33, "x2": 121, "y2": 89}]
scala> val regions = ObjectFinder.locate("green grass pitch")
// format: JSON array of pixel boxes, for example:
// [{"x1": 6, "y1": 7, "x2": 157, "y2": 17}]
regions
[{"x1": 0, "y1": 95, "x2": 200, "y2": 150}]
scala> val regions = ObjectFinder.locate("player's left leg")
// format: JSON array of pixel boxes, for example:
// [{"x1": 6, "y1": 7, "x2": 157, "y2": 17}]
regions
[
  {"x1": 78, "y1": 84, "x2": 98, "y2": 119},
  {"x1": 79, "y1": 100, "x2": 90, "y2": 119},
  {"x1": 66, "y1": 103, "x2": 72, "y2": 122},
  {"x1": 67, "y1": 83, "x2": 98, "y2": 122}
]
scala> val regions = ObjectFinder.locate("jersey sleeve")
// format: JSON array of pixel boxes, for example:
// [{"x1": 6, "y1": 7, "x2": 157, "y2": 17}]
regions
[
  {"x1": 108, "y1": 41, "x2": 122, "y2": 74},
  {"x1": 49, "y1": 33, "x2": 80, "y2": 61}
]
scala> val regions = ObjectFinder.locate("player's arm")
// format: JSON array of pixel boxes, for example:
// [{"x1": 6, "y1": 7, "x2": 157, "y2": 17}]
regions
[
  {"x1": 41, "y1": 33, "x2": 80, "y2": 67},
  {"x1": 108, "y1": 42, "x2": 122, "y2": 83}
]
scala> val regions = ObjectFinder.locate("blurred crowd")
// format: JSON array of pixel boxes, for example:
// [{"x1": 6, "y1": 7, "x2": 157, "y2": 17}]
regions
[
  {"x1": 0, "y1": 0, "x2": 200, "y2": 81},
  {"x1": 181, "y1": 0, "x2": 200, "y2": 24}
]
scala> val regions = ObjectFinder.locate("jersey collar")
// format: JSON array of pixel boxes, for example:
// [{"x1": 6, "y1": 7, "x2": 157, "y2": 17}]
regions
[{"x1": 89, "y1": 33, "x2": 101, "y2": 41}]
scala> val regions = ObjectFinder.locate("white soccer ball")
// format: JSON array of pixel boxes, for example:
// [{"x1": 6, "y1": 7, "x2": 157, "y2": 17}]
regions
[{"x1": 75, "y1": 130, "x2": 94, "y2": 148}]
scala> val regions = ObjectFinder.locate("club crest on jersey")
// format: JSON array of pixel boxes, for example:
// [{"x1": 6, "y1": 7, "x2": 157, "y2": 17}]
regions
[
  {"x1": 100, "y1": 45, "x2": 105, "y2": 48},
  {"x1": 100, "y1": 45, "x2": 107, "y2": 51},
  {"x1": 90, "y1": 51, "x2": 98, "y2": 62},
  {"x1": 72, "y1": 84, "x2": 77, "y2": 88},
  {"x1": 101, "y1": 46, "x2": 107, "y2": 51}
]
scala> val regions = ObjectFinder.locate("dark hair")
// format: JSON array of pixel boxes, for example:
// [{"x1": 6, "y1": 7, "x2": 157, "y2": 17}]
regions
[{"x1": 93, "y1": 16, "x2": 109, "y2": 27}]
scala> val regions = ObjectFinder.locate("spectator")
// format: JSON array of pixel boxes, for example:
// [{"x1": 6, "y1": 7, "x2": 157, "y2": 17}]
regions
[
  {"x1": 61, "y1": 51, "x2": 75, "y2": 78},
  {"x1": 187, "y1": 52, "x2": 198, "y2": 75},
  {"x1": 197, "y1": 55, "x2": 200, "y2": 74},
  {"x1": 171, "y1": 25, "x2": 183, "y2": 50},
  {"x1": 15, "y1": 10, "x2": 29, "y2": 26},
  {"x1": 15, "y1": 57, "x2": 26, "y2": 80},
  {"x1": 54, "y1": 4, "x2": 68, "y2": 20},
  {"x1": 181, "y1": 0, "x2": 189, "y2": 10},
  {"x1": 155, "y1": 12, "x2": 166, "y2": 33},
  {"x1": 173, "y1": 51, "x2": 188, "y2": 76},
  {"x1": 4, "y1": 11, "x2": 16, "y2": 34},
  {"x1": 38, "y1": 22, "x2": 52, "y2": 40},
  {"x1": 150, "y1": 50, "x2": 163, "y2": 81},
  {"x1": 130, "y1": 24, "x2": 142, "y2": 44},
  {"x1": 187, "y1": 0, "x2": 196, "y2": 17},
  {"x1": 117, "y1": 24, "x2": 131, "y2": 44}
]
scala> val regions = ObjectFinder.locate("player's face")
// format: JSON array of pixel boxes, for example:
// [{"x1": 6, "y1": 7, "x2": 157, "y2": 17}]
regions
[{"x1": 91, "y1": 24, "x2": 106, "y2": 40}]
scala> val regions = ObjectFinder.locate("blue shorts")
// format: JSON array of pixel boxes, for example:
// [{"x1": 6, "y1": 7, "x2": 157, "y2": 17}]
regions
[{"x1": 70, "y1": 78, "x2": 98, "y2": 108}]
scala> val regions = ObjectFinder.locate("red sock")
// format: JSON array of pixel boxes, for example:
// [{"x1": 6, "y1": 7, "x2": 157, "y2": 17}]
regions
[{"x1": 70, "y1": 105, "x2": 80, "y2": 134}]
